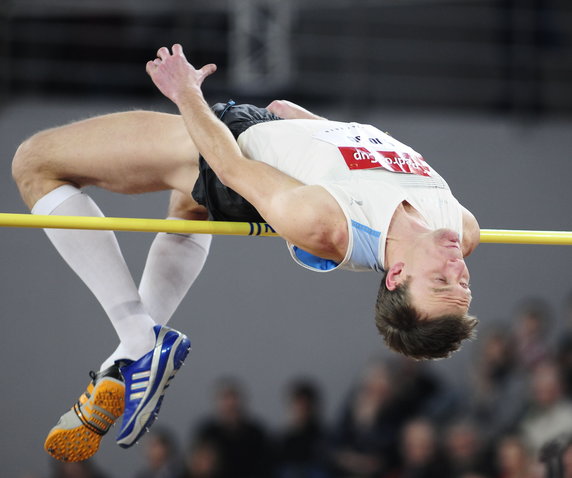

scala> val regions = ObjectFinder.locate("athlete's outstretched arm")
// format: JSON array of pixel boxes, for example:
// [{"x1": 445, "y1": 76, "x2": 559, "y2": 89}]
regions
[{"x1": 146, "y1": 44, "x2": 348, "y2": 261}]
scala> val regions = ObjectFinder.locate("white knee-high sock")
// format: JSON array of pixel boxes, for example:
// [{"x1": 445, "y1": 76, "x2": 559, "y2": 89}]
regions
[
  {"x1": 32, "y1": 185, "x2": 156, "y2": 370},
  {"x1": 139, "y1": 219, "x2": 212, "y2": 326}
]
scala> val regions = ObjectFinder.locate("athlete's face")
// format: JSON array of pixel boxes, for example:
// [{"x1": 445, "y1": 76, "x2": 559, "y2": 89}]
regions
[{"x1": 387, "y1": 229, "x2": 472, "y2": 318}]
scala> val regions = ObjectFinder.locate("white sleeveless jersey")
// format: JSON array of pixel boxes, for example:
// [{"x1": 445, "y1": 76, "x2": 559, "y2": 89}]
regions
[{"x1": 237, "y1": 119, "x2": 463, "y2": 273}]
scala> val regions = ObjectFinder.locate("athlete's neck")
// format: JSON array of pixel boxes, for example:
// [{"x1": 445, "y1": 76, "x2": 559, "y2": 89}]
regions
[{"x1": 384, "y1": 201, "x2": 430, "y2": 269}]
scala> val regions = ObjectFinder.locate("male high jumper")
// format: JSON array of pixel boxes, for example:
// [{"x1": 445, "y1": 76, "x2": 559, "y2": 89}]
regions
[{"x1": 11, "y1": 44, "x2": 480, "y2": 462}]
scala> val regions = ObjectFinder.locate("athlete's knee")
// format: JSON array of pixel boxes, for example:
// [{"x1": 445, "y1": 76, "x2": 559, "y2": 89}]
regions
[
  {"x1": 168, "y1": 190, "x2": 208, "y2": 220},
  {"x1": 12, "y1": 131, "x2": 63, "y2": 208},
  {"x1": 13, "y1": 135, "x2": 41, "y2": 187}
]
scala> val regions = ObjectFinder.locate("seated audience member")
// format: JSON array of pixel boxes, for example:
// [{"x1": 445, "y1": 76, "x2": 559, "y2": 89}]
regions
[
  {"x1": 194, "y1": 378, "x2": 272, "y2": 478},
  {"x1": 512, "y1": 298, "x2": 553, "y2": 371},
  {"x1": 50, "y1": 461, "x2": 108, "y2": 478},
  {"x1": 388, "y1": 418, "x2": 449, "y2": 478},
  {"x1": 469, "y1": 328, "x2": 527, "y2": 443},
  {"x1": 519, "y1": 360, "x2": 572, "y2": 455},
  {"x1": 276, "y1": 379, "x2": 330, "y2": 478},
  {"x1": 494, "y1": 435, "x2": 543, "y2": 478},
  {"x1": 389, "y1": 357, "x2": 452, "y2": 421},
  {"x1": 331, "y1": 360, "x2": 402, "y2": 476},
  {"x1": 562, "y1": 439, "x2": 572, "y2": 478},
  {"x1": 444, "y1": 420, "x2": 492, "y2": 477},
  {"x1": 556, "y1": 291, "x2": 572, "y2": 398},
  {"x1": 134, "y1": 427, "x2": 182, "y2": 478},
  {"x1": 538, "y1": 433, "x2": 572, "y2": 478},
  {"x1": 179, "y1": 438, "x2": 222, "y2": 478}
]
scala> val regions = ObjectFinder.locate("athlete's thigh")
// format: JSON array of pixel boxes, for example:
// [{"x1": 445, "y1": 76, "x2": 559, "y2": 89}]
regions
[{"x1": 42, "y1": 110, "x2": 199, "y2": 194}]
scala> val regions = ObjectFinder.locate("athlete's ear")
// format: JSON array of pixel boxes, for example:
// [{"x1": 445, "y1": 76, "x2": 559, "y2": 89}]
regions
[{"x1": 385, "y1": 262, "x2": 405, "y2": 291}]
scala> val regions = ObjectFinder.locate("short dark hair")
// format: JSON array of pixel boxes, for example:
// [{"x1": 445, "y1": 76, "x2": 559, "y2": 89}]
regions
[{"x1": 375, "y1": 273, "x2": 477, "y2": 360}]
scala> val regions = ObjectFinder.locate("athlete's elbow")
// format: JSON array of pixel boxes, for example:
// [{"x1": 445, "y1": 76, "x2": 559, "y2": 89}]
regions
[
  {"x1": 308, "y1": 222, "x2": 348, "y2": 260},
  {"x1": 327, "y1": 224, "x2": 349, "y2": 259}
]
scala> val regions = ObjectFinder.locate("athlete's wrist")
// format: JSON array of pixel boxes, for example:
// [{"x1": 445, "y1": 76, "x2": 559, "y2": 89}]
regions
[{"x1": 175, "y1": 86, "x2": 207, "y2": 112}]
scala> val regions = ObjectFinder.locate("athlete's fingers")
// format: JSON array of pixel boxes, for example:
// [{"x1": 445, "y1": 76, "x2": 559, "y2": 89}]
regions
[
  {"x1": 156, "y1": 47, "x2": 170, "y2": 61},
  {"x1": 172, "y1": 43, "x2": 184, "y2": 57},
  {"x1": 145, "y1": 58, "x2": 161, "y2": 76},
  {"x1": 200, "y1": 63, "x2": 217, "y2": 78}
]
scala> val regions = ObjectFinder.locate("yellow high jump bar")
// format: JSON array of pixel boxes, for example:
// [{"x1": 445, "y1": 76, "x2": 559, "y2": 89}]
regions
[
  {"x1": 0, "y1": 213, "x2": 571, "y2": 245},
  {"x1": 479, "y1": 229, "x2": 572, "y2": 246},
  {"x1": 0, "y1": 213, "x2": 279, "y2": 236}
]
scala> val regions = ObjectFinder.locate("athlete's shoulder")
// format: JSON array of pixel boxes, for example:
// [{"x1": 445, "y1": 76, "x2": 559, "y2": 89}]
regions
[{"x1": 461, "y1": 206, "x2": 480, "y2": 256}]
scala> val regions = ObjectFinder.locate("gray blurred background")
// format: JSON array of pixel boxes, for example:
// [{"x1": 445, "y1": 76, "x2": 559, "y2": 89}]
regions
[{"x1": 1, "y1": 1, "x2": 572, "y2": 477}]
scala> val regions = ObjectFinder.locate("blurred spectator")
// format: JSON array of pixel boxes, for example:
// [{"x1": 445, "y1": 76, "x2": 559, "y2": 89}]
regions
[
  {"x1": 494, "y1": 435, "x2": 542, "y2": 478},
  {"x1": 538, "y1": 433, "x2": 572, "y2": 478},
  {"x1": 134, "y1": 427, "x2": 181, "y2": 478},
  {"x1": 389, "y1": 357, "x2": 453, "y2": 422},
  {"x1": 194, "y1": 377, "x2": 272, "y2": 478},
  {"x1": 512, "y1": 297, "x2": 553, "y2": 370},
  {"x1": 388, "y1": 418, "x2": 449, "y2": 478},
  {"x1": 179, "y1": 438, "x2": 222, "y2": 478},
  {"x1": 443, "y1": 420, "x2": 492, "y2": 477},
  {"x1": 469, "y1": 328, "x2": 527, "y2": 442},
  {"x1": 557, "y1": 291, "x2": 572, "y2": 398},
  {"x1": 519, "y1": 360, "x2": 572, "y2": 455},
  {"x1": 331, "y1": 359, "x2": 403, "y2": 476},
  {"x1": 275, "y1": 379, "x2": 330, "y2": 478},
  {"x1": 563, "y1": 439, "x2": 572, "y2": 478},
  {"x1": 50, "y1": 460, "x2": 108, "y2": 478}
]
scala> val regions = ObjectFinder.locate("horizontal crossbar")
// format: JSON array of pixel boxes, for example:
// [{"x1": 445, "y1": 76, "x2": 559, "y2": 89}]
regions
[{"x1": 0, "y1": 213, "x2": 571, "y2": 245}]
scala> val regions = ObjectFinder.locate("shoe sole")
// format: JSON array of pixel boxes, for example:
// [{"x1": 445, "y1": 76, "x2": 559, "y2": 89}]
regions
[
  {"x1": 45, "y1": 379, "x2": 124, "y2": 462},
  {"x1": 117, "y1": 332, "x2": 190, "y2": 448}
]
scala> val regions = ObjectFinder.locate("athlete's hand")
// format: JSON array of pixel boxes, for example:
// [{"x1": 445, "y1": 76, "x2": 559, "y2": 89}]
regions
[{"x1": 146, "y1": 44, "x2": 216, "y2": 104}]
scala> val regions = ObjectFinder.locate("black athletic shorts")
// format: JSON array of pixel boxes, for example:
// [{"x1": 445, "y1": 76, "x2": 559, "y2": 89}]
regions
[{"x1": 191, "y1": 101, "x2": 282, "y2": 222}]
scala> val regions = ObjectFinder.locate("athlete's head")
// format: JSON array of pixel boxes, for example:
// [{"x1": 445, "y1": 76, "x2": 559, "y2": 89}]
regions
[{"x1": 375, "y1": 229, "x2": 477, "y2": 360}]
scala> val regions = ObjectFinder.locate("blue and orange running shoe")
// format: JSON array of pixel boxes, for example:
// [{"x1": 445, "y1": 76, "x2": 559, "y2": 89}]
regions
[
  {"x1": 44, "y1": 365, "x2": 125, "y2": 462},
  {"x1": 116, "y1": 325, "x2": 191, "y2": 448}
]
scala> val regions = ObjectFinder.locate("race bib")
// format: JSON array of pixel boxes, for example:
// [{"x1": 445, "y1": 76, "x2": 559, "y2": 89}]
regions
[{"x1": 314, "y1": 123, "x2": 432, "y2": 177}]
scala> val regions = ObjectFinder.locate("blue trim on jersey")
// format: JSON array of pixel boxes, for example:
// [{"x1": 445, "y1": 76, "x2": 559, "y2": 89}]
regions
[
  {"x1": 349, "y1": 220, "x2": 383, "y2": 272},
  {"x1": 351, "y1": 220, "x2": 381, "y2": 239},
  {"x1": 291, "y1": 221, "x2": 382, "y2": 272},
  {"x1": 292, "y1": 246, "x2": 339, "y2": 271}
]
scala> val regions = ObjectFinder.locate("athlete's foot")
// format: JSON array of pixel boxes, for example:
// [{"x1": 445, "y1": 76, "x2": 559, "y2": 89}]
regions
[
  {"x1": 45, "y1": 365, "x2": 125, "y2": 462},
  {"x1": 116, "y1": 325, "x2": 191, "y2": 448}
]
